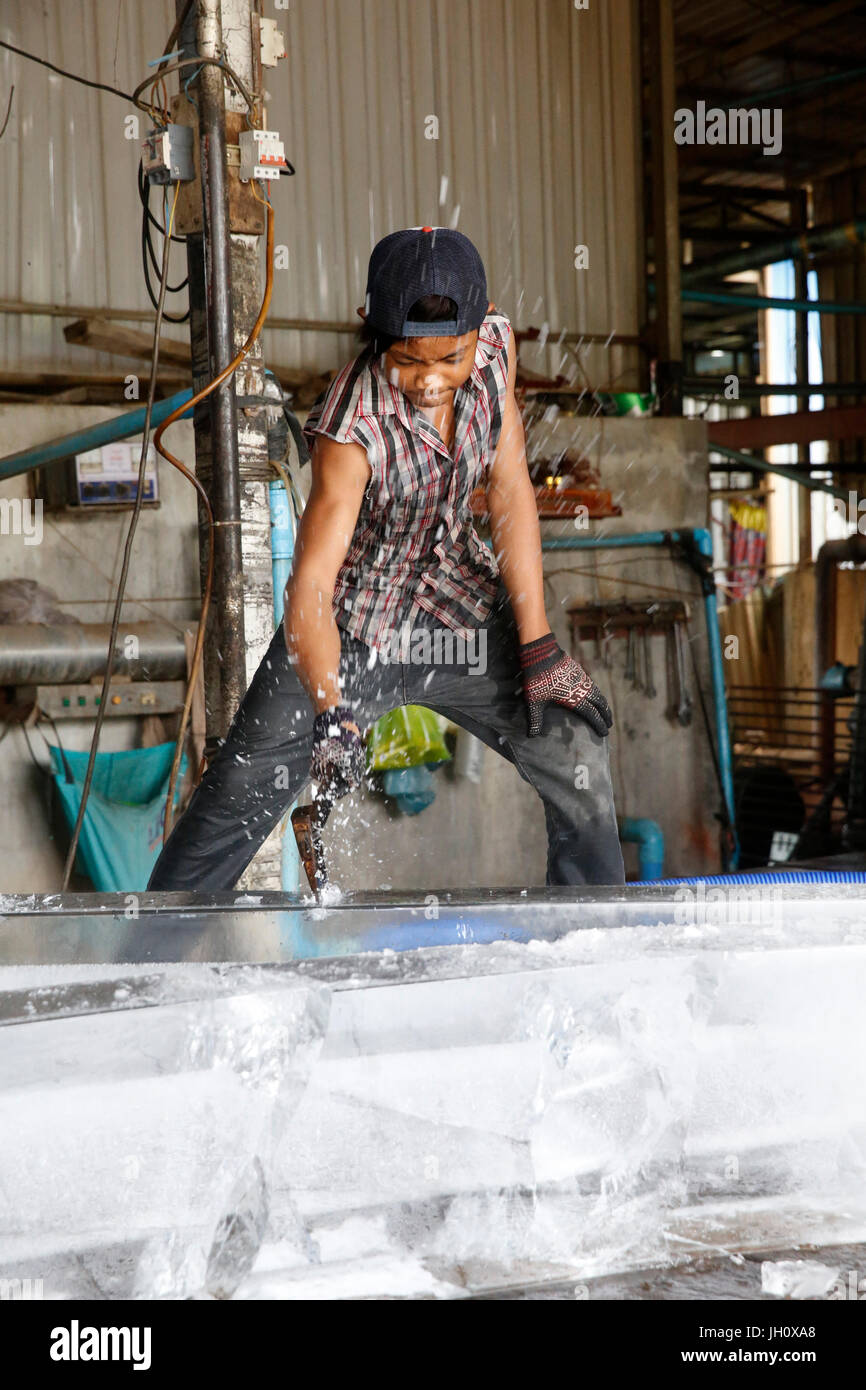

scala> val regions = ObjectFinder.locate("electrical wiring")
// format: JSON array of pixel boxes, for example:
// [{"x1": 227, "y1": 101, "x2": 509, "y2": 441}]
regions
[
  {"x1": 10, "y1": 16, "x2": 279, "y2": 868},
  {"x1": 156, "y1": 0, "x2": 197, "y2": 81},
  {"x1": 0, "y1": 36, "x2": 255, "y2": 125},
  {"x1": 61, "y1": 185, "x2": 181, "y2": 891},
  {"x1": 267, "y1": 415, "x2": 305, "y2": 520},
  {"x1": 20, "y1": 720, "x2": 50, "y2": 777},
  {"x1": 141, "y1": 221, "x2": 189, "y2": 302},
  {"x1": 43, "y1": 518, "x2": 194, "y2": 633},
  {"x1": 137, "y1": 160, "x2": 187, "y2": 243},
  {"x1": 138, "y1": 160, "x2": 189, "y2": 323},
  {"x1": 288, "y1": 471, "x2": 306, "y2": 523},
  {"x1": 269, "y1": 456, "x2": 294, "y2": 503},
  {"x1": 183, "y1": 65, "x2": 205, "y2": 111},
  {"x1": 132, "y1": 58, "x2": 256, "y2": 124},
  {"x1": 158, "y1": 187, "x2": 276, "y2": 843},
  {"x1": 543, "y1": 565, "x2": 701, "y2": 603},
  {"x1": 0, "y1": 38, "x2": 136, "y2": 105},
  {"x1": 0, "y1": 85, "x2": 14, "y2": 140}
]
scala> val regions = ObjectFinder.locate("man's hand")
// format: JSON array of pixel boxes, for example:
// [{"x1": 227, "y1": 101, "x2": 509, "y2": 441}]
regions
[
  {"x1": 519, "y1": 633, "x2": 613, "y2": 739},
  {"x1": 310, "y1": 705, "x2": 367, "y2": 799}
]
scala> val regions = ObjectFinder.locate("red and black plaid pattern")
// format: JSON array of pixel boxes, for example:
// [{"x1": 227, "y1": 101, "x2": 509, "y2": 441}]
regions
[{"x1": 303, "y1": 312, "x2": 512, "y2": 653}]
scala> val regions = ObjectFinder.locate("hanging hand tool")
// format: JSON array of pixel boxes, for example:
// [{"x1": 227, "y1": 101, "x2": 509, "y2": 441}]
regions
[
  {"x1": 666, "y1": 626, "x2": 679, "y2": 722},
  {"x1": 673, "y1": 621, "x2": 693, "y2": 726},
  {"x1": 643, "y1": 626, "x2": 657, "y2": 699},
  {"x1": 634, "y1": 627, "x2": 645, "y2": 694},
  {"x1": 625, "y1": 626, "x2": 636, "y2": 687},
  {"x1": 291, "y1": 793, "x2": 333, "y2": 899}
]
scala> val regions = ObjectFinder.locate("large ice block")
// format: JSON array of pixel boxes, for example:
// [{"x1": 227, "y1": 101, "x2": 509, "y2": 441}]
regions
[{"x1": 2, "y1": 885, "x2": 866, "y2": 1297}]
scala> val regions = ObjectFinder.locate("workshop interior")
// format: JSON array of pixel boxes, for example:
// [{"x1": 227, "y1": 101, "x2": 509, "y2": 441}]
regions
[{"x1": 1, "y1": 0, "x2": 866, "y2": 1310}]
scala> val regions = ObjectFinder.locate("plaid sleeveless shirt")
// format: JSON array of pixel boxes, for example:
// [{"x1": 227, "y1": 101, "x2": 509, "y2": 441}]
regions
[{"x1": 303, "y1": 310, "x2": 511, "y2": 653}]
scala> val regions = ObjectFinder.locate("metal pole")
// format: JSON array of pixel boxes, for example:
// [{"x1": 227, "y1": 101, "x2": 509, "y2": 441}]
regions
[
  {"x1": 681, "y1": 287, "x2": 866, "y2": 316},
  {"x1": 709, "y1": 442, "x2": 849, "y2": 502},
  {"x1": 216, "y1": 0, "x2": 284, "y2": 891},
  {"x1": 645, "y1": 0, "x2": 683, "y2": 415},
  {"x1": 682, "y1": 219, "x2": 866, "y2": 286},
  {"x1": 178, "y1": 0, "x2": 247, "y2": 741},
  {"x1": 794, "y1": 195, "x2": 812, "y2": 566}
]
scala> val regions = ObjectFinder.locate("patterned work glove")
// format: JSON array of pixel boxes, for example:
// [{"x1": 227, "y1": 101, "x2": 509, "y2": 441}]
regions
[
  {"x1": 519, "y1": 633, "x2": 613, "y2": 739},
  {"x1": 310, "y1": 705, "x2": 367, "y2": 799}
]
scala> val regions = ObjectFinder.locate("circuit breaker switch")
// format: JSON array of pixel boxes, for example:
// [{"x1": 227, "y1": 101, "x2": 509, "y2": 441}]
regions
[
  {"x1": 260, "y1": 17, "x2": 287, "y2": 67},
  {"x1": 238, "y1": 129, "x2": 287, "y2": 182}
]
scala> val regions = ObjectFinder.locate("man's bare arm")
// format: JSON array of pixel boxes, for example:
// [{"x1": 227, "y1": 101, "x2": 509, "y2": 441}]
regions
[
  {"x1": 284, "y1": 436, "x2": 371, "y2": 714},
  {"x1": 485, "y1": 336, "x2": 549, "y2": 643}
]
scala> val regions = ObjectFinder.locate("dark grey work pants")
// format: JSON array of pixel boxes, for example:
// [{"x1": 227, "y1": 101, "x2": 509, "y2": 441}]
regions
[{"x1": 148, "y1": 584, "x2": 624, "y2": 890}]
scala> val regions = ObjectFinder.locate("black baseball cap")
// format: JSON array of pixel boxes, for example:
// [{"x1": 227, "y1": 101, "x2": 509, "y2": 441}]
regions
[{"x1": 365, "y1": 227, "x2": 488, "y2": 339}]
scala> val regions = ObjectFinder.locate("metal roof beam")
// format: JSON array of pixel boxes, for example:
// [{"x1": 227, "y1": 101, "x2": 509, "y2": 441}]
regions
[{"x1": 675, "y1": 0, "x2": 862, "y2": 87}]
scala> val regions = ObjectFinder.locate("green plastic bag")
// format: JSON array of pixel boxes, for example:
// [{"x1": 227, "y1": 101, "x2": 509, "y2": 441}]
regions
[{"x1": 367, "y1": 705, "x2": 450, "y2": 771}]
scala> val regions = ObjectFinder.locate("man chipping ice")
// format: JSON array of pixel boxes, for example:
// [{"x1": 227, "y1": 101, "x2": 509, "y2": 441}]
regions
[{"x1": 149, "y1": 227, "x2": 624, "y2": 890}]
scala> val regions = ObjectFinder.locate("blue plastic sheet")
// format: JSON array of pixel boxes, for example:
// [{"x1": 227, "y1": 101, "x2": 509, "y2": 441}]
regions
[{"x1": 49, "y1": 742, "x2": 186, "y2": 892}]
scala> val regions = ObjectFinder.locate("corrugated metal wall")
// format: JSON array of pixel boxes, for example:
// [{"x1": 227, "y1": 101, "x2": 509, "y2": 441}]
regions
[{"x1": 1, "y1": 0, "x2": 643, "y2": 389}]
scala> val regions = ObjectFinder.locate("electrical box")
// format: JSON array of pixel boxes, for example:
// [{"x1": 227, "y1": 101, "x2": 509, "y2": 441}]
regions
[
  {"x1": 34, "y1": 438, "x2": 160, "y2": 513},
  {"x1": 27, "y1": 681, "x2": 185, "y2": 719},
  {"x1": 238, "y1": 128, "x2": 287, "y2": 182},
  {"x1": 142, "y1": 123, "x2": 194, "y2": 184},
  {"x1": 75, "y1": 441, "x2": 159, "y2": 507}
]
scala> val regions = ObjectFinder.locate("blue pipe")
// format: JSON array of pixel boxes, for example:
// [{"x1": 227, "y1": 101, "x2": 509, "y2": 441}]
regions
[
  {"x1": 268, "y1": 478, "x2": 300, "y2": 895},
  {"x1": 619, "y1": 817, "x2": 664, "y2": 880},
  {"x1": 280, "y1": 869, "x2": 866, "y2": 959},
  {"x1": 542, "y1": 530, "x2": 676, "y2": 550},
  {"x1": 635, "y1": 870, "x2": 866, "y2": 886},
  {"x1": 541, "y1": 528, "x2": 739, "y2": 868},
  {"x1": 269, "y1": 479, "x2": 293, "y2": 620},
  {"x1": 0, "y1": 389, "x2": 195, "y2": 481},
  {"x1": 693, "y1": 526, "x2": 737, "y2": 859}
]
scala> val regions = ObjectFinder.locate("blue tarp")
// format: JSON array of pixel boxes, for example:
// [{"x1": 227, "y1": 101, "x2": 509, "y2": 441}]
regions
[{"x1": 49, "y1": 741, "x2": 186, "y2": 892}]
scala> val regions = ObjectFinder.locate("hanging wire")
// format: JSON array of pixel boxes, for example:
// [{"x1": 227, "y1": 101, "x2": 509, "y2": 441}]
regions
[
  {"x1": 138, "y1": 159, "x2": 189, "y2": 323},
  {"x1": 61, "y1": 185, "x2": 181, "y2": 890}
]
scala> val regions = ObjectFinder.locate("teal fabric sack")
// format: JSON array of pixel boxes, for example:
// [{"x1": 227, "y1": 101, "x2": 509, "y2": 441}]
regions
[
  {"x1": 382, "y1": 765, "x2": 437, "y2": 815},
  {"x1": 49, "y1": 741, "x2": 187, "y2": 892}
]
